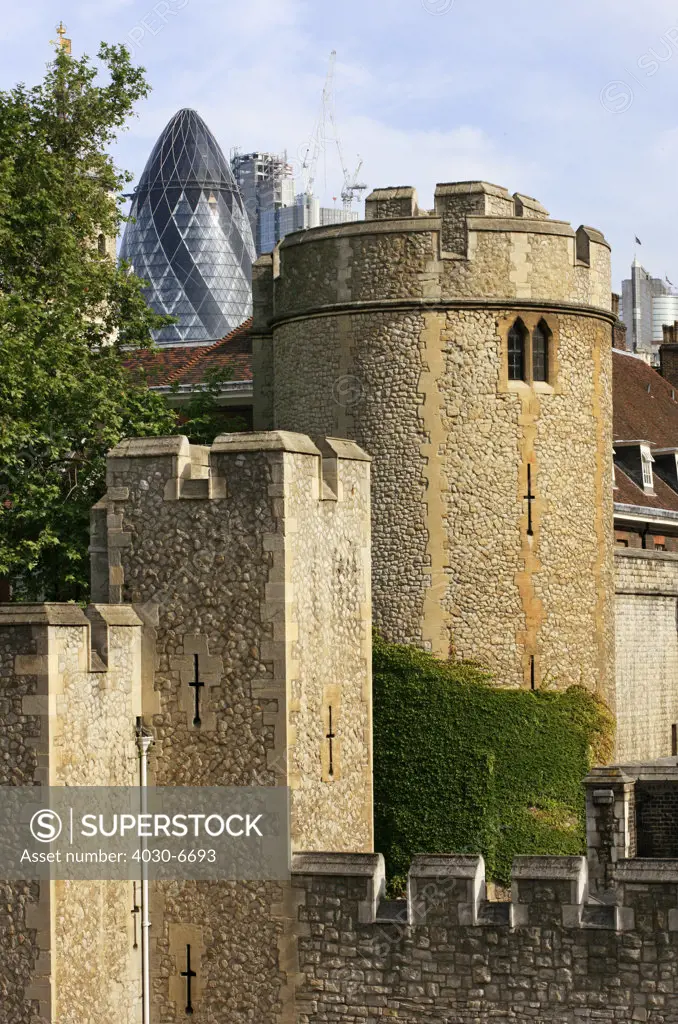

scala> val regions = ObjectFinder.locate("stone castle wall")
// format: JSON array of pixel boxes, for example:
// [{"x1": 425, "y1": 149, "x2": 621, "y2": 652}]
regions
[
  {"x1": 0, "y1": 605, "x2": 143, "y2": 1024},
  {"x1": 254, "y1": 180, "x2": 615, "y2": 701},
  {"x1": 615, "y1": 549, "x2": 678, "y2": 761},
  {"x1": 289, "y1": 851, "x2": 678, "y2": 1023},
  {"x1": 7, "y1": 432, "x2": 678, "y2": 1022}
]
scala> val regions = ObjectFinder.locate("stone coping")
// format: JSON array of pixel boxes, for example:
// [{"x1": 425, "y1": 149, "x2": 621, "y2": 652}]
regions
[
  {"x1": 212, "y1": 431, "x2": 321, "y2": 456},
  {"x1": 315, "y1": 437, "x2": 372, "y2": 463},
  {"x1": 291, "y1": 852, "x2": 384, "y2": 877},
  {"x1": 105, "y1": 432, "x2": 369, "y2": 462},
  {"x1": 585, "y1": 766, "x2": 636, "y2": 784},
  {"x1": 0, "y1": 604, "x2": 90, "y2": 626},
  {"x1": 514, "y1": 192, "x2": 550, "y2": 216},
  {"x1": 468, "y1": 216, "x2": 610, "y2": 250},
  {"x1": 586, "y1": 761, "x2": 678, "y2": 784},
  {"x1": 615, "y1": 858, "x2": 678, "y2": 883},
  {"x1": 512, "y1": 855, "x2": 586, "y2": 880},
  {"x1": 87, "y1": 605, "x2": 143, "y2": 627},
  {"x1": 108, "y1": 436, "x2": 190, "y2": 459},
  {"x1": 0, "y1": 603, "x2": 143, "y2": 628},
  {"x1": 467, "y1": 215, "x2": 577, "y2": 238},
  {"x1": 409, "y1": 854, "x2": 484, "y2": 879},
  {"x1": 579, "y1": 225, "x2": 609, "y2": 246},
  {"x1": 366, "y1": 186, "x2": 416, "y2": 200},
  {"x1": 614, "y1": 544, "x2": 678, "y2": 559},
  {"x1": 212, "y1": 431, "x2": 370, "y2": 461},
  {"x1": 292, "y1": 852, "x2": 592, "y2": 887},
  {"x1": 434, "y1": 181, "x2": 510, "y2": 198}
]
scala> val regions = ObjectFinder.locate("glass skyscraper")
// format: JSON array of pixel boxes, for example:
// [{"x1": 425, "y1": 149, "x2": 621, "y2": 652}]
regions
[
  {"x1": 120, "y1": 109, "x2": 255, "y2": 346},
  {"x1": 620, "y1": 259, "x2": 678, "y2": 363}
]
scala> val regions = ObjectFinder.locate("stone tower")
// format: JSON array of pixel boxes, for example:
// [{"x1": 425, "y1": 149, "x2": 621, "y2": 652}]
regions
[
  {"x1": 253, "y1": 180, "x2": 615, "y2": 699},
  {"x1": 1, "y1": 431, "x2": 373, "y2": 1023}
]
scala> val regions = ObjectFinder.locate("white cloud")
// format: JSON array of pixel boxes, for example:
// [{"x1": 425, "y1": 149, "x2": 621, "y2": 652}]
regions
[{"x1": 8, "y1": 0, "x2": 678, "y2": 289}]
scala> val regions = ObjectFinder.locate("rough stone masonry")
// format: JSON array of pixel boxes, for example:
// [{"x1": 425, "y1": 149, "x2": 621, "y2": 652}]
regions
[
  {"x1": 4, "y1": 431, "x2": 678, "y2": 1022},
  {"x1": 252, "y1": 180, "x2": 615, "y2": 709},
  {"x1": 1, "y1": 430, "x2": 373, "y2": 1023}
]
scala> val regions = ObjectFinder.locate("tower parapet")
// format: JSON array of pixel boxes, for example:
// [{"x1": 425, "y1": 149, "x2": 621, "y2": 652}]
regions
[
  {"x1": 254, "y1": 179, "x2": 615, "y2": 708},
  {"x1": 270, "y1": 180, "x2": 611, "y2": 319}
]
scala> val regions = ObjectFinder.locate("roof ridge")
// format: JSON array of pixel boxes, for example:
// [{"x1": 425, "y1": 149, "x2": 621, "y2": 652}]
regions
[{"x1": 162, "y1": 318, "x2": 253, "y2": 386}]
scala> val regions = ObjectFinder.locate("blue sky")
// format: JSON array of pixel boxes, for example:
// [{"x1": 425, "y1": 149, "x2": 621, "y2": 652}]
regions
[{"x1": 4, "y1": 0, "x2": 678, "y2": 289}]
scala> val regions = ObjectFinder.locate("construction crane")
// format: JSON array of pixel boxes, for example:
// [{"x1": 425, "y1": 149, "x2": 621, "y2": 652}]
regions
[
  {"x1": 301, "y1": 50, "x2": 367, "y2": 212},
  {"x1": 340, "y1": 155, "x2": 367, "y2": 211}
]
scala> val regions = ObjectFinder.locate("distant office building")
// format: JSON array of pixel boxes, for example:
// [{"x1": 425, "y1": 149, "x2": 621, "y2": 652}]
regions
[
  {"x1": 230, "y1": 150, "x2": 359, "y2": 255},
  {"x1": 230, "y1": 150, "x2": 295, "y2": 256},
  {"x1": 259, "y1": 193, "x2": 358, "y2": 254},
  {"x1": 620, "y1": 259, "x2": 678, "y2": 363},
  {"x1": 120, "y1": 109, "x2": 255, "y2": 346},
  {"x1": 319, "y1": 206, "x2": 360, "y2": 227}
]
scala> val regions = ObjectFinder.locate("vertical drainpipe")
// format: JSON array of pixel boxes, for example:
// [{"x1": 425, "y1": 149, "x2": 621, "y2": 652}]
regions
[{"x1": 136, "y1": 719, "x2": 153, "y2": 1024}]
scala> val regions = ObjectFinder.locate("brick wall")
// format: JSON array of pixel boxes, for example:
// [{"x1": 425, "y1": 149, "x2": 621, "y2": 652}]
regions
[
  {"x1": 615, "y1": 549, "x2": 678, "y2": 760},
  {"x1": 660, "y1": 340, "x2": 678, "y2": 387},
  {"x1": 636, "y1": 783, "x2": 678, "y2": 857}
]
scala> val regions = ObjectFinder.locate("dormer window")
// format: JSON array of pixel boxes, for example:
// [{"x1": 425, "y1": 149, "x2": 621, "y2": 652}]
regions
[
  {"x1": 648, "y1": 447, "x2": 678, "y2": 495},
  {"x1": 641, "y1": 446, "x2": 654, "y2": 491},
  {"x1": 613, "y1": 440, "x2": 657, "y2": 495}
]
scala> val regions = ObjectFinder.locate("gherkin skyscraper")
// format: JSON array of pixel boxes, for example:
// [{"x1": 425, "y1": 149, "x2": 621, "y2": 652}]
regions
[{"x1": 120, "y1": 108, "x2": 255, "y2": 345}]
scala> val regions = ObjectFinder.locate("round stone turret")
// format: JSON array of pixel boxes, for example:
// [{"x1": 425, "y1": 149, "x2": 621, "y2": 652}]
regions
[{"x1": 253, "y1": 180, "x2": 615, "y2": 698}]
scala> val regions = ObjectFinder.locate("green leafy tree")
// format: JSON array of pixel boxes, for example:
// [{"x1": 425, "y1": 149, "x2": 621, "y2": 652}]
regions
[
  {"x1": 0, "y1": 43, "x2": 177, "y2": 601},
  {"x1": 172, "y1": 366, "x2": 250, "y2": 446}
]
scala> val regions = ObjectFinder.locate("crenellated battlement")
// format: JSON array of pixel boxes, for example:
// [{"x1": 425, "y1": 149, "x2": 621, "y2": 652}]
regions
[
  {"x1": 290, "y1": 850, "x2": 678, "y2": 1021},
  {"x1": 291, "y1": 850, "x2": 678, "y2": 933},
  {"x1": 0, "y1": 602, "x2": 143, "y2": 788},
  {"x1": 260, "y1": 178, "x2": 612, "y2": 320},
  {"x1": 91, "y1": 431, "x2": 371, "y2": 605}
]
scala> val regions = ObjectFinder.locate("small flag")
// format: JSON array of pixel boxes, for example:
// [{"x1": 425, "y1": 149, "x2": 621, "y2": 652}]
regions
[
  {"x1": 635, "y1": 236, "x2": 642, "y2": 245},
  {"x1": 668, "y1": 276, "x2": 674, "y2": 287}
]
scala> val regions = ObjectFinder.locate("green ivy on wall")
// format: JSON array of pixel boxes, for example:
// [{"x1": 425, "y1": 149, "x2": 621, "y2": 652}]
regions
[{"x1": 373, "y1": 632, "x2": 614, "y2": 891}]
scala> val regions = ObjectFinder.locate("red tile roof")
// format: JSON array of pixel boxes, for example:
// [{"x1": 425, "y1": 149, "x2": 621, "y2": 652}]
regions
[
  {"x1": 612, "y1": 351, "x2": 678, "y2": 515},
  {"x1": 124, "y1": 318, "x2": 253, "y2": 388},
  {"x1": 613, "y1": 350, "x2": 678, "y2": 447}
]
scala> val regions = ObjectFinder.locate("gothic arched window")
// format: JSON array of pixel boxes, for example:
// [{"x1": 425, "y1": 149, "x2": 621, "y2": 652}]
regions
[
  {"x1": 532, "y1": 320, "x2": 550, "y2": 382},
  {"x1": 97, "y1": 233, "x2": 107, "y2": 256},
  {"x1": 508, "y1": 319, "x2": 527, "y2": 380}
]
